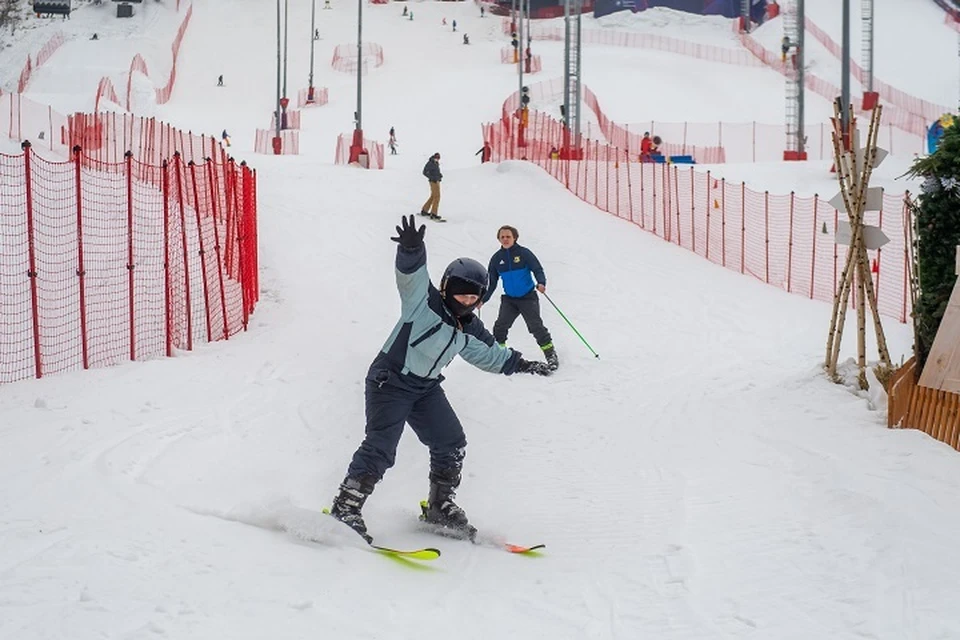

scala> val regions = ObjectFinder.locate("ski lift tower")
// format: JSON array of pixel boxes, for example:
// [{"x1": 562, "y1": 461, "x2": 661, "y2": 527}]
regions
[
  {"x1": 562, "y1": 0, "x2": 583, "y2": 158},
  {"x1": 784, "y1": 0, "x2": 806, "y2": 160},
  {"x1": 861, "y1": 0, "x2": 878, "y2": 109}
]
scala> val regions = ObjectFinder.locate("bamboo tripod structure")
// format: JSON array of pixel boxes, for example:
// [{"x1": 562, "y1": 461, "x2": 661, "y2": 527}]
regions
[{"x1": 824, "y1": 101, "x2": 893, "y2": 389}]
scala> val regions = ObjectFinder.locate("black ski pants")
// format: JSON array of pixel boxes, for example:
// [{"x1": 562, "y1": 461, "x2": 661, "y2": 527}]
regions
[
  {"x1": 347, "y1": 366, "x2": 466, "y2": 483},
  {"x1": 492, "y1": 290, "x2": 552, "y2": 347}
]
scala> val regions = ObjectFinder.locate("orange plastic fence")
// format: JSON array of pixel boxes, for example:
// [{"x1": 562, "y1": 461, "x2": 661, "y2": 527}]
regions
[
  {"x1": 0, "y1": 143, "x2": 259, "y2": 384},
  {"x1": 484, "y1": 111, "x2": 912, "y2": 323}
]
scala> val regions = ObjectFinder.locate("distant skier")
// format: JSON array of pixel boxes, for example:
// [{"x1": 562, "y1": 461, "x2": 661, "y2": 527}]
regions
[
  {"x1": 388, "y1": 132, "x2": 398, "y2": 155},
  {"x1": 221, "y1": 129, "x2": 231, "y2": 148},
  {"x1": 463, "y1": 33, "x2": 470, "y2": 45},
  {"x1": 475, "y1": 141, "x2": 491, "y2": 163},
  {"x1": 327, "y1": 215, "x2": 552, "y2": 543},
  {"x1": 419, "y1": 153, "x2": 443, "y2": 221},
  {"x1": 452, "y1": 19, "x2": 457, "y2": 31},
  {"x1": 480, "y1": 4, "x2": 485, "y2": 17},
  {"x1": 780, "y1": 35, "x2": 791, "y2": 63},
  {"x1": 402, "y1": 5, "x2": 407, "y2": 16},
  {"x1": 217, "y1": 74, "x2": 223, "y2": 87},
  {"x1": 314, "y1": 28, "x2": 320, "y2": 40}
]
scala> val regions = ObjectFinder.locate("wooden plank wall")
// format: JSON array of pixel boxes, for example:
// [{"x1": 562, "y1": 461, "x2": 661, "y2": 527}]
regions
[{"x1": 888, "y1": 357, "x2": 960, "y2": 451}]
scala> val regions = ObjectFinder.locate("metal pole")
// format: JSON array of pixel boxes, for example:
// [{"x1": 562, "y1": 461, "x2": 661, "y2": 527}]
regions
[
  {"x1": 518, "y1": 0, "x2": 524, "y2": 104},
  {"x1": 841, "y1": 0, "x2": 850, "y2": 146},
  {"x1": 797, "y1": 0, "x2": 805, "y2": 155},
  {"x1": 863, "y1": 0, "x2": 873, "y2": 93},
  {"x1": 309, "y1": 0, "x2": 316, "y2": 94},
  {"x1": 275, "y1": 0, "x2": 281, "y2": 139},
  {"x1": 356, "y1": 0, "x2": 362, "y2": 130},
  {"x1": 283, "y1": 0, "x2": 289, "y2": 99}
]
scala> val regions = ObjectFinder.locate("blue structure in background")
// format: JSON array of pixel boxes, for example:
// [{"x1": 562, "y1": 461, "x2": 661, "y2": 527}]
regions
[{"x1": 595, "y1": 0, "x2": 767, "y2": 22}]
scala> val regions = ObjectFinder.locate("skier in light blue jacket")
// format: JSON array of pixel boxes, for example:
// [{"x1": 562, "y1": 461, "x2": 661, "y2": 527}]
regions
[{"x1": 329, "y1": 215, "x2": 552, "y2": 543}]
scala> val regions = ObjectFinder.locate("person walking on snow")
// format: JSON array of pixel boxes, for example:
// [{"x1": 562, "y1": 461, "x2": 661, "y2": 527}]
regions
[
  {"x1": 217, "y1": 74, "x2": 223, "y2": 86},
  {"x1": 388, "y1": 132, "x2": 398, "y2": 155},
  {"x1": 452, "y1": 19, "x2": 457, "y2": 31},
  {"x1": 475, "y1": 141, "x2": 492, "y2": 163},
  {"x1": 328, "y1": 215, "x2": 553, "y2": 543},
  {"x1": 481, "y1": 225, "x2": 558, "y2": 370},
  {"x1": 419, "y1": 153, "x2": 443, "y2": 221}
]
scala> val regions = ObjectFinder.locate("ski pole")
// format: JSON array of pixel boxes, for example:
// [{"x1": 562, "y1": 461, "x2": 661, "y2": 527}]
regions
[{"x1": 541, "y1": 292, "x2": 599, "y2": 359}]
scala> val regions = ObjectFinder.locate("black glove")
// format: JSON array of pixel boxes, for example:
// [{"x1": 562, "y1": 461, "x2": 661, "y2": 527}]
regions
[
  {"x1": 515, "y1": 358, "x2": 552, "y2": 376},
  {"x1": 390, "y1": 214, "x2": 425, "y2": 249}
]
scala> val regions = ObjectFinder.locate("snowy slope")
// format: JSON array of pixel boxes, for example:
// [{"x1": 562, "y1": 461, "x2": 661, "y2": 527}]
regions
[{"x1": 2, "y1": 1, "x2": 960, "y2": 639}]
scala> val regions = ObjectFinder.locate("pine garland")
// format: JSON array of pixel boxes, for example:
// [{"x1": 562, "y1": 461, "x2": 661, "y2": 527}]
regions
[{"x1": 905, "y1": 119, "x2": 960, "y2": 367}]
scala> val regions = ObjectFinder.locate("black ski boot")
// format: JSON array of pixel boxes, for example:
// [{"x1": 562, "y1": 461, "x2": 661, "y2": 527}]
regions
[
  {"x1": 542, "y1": 344, "x2": 559, "y2": 371},
  {"x1": 419, "y1": 470, "x2": 477, "y2": 541},
  {"x1": 329, "y1": 476, "x2": 375, "y2": 543}
]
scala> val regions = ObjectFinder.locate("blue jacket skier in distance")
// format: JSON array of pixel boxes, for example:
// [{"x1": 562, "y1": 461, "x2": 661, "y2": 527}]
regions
[{"x1": 329, "y1": 215, "x2": 553, "y2": 543}]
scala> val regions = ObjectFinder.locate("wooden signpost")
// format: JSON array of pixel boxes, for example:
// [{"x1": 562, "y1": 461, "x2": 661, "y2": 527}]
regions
[{"x1": 824, "y1": 100, "x2": 893, "y2": 388}]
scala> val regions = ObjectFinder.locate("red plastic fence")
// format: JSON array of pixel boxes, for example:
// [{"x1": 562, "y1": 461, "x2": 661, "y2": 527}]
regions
[
  {"x1": 17, "y1": 31, "x2": 65, "y2": 93},
  {"x1": 297, "y1": 87, "x2": 330, "y2": 108},
  {"x1": 736, "y1": 27, "x2": 928, "y2": 140},
  {"x1": 501, "y1": 50, "x2": 921, "y2": 160},
  {"x1": 332, "y1": 43, "x2": 385, "y2": 74},
  {"x1": 65, "y1": 112, "x2": 227, "y2": 168},
  {"x1": 483, "y1": 111, "x2": 912, "y2": 323},
  {"x1": 334, "y1": 133, "x2": 385, "y2": 169},
  {"x1": 502, "y1": 18, "x2": 765, "y2": 67},
  {"x1": 506, "y1": 17, "x2": 929, "y2": 145},
  {"x1": 271, "y1": 110, "x2": 302, "y2": 131},
  {"x1": 254, "y1": 129, "x2": 300, "y2": 155},
  {"x1": 0, "y1": 143, "x2": 259, "y2": 384},
  {"x1": 499, "y1": 47, "x2": 543, "y2": 73},
  {"x1": 93, "y1": 2, "x2": 193, "y2": 113},
  {"x1": 803, "y1": 16, "x2": 952, "y2": 123}
]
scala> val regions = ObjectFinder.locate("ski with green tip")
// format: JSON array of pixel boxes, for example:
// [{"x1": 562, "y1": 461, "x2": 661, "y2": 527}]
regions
[{"x1": 322, "y1": 508, "x2": 441, "y2": 561}]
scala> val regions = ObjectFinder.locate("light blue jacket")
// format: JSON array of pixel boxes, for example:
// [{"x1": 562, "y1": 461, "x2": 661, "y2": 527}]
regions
[{"x1": 374, "y1": 244, "x2": 522, "y2": 386}]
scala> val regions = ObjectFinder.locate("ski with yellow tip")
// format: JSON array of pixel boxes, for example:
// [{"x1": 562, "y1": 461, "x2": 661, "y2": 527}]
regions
[{"x1": 322, "y1": 508, "x2": 441, "y2": 561}]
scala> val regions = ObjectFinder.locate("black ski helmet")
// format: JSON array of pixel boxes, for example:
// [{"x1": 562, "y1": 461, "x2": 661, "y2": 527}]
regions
[{"x1": 440, "y1": 257, "x2": 488, "y2": 317}]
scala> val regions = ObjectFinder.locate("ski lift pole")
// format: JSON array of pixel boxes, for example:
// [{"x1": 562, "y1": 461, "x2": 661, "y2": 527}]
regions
[{"x1": 541, "y1": 292, "x2": 599, "y2": 358}]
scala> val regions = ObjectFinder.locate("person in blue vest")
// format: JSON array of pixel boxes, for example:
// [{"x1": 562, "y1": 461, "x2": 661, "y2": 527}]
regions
[
  {"x1": 328, "y1": 215, "x2": 553, "y2": 543},
  {"x1": 480, "y1": 225, "x2": 558, "y2": 371}
]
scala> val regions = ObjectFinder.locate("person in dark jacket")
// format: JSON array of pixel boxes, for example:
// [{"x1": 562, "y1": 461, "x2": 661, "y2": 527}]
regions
[
  {"x1": 475, "y1": 141, "x2": 492, "y2": 163},
  {"x1": 329, "y1": 215, "x2": 553, "y2": 544},
  {"x1": 480, "y1": 225, "x2": 558, "y2": 370},
  {"x1": 419, "y1": 152, "x2": 443, "y2": 221}
]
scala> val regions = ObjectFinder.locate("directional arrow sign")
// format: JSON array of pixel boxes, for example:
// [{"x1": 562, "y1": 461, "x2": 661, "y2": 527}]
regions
[
  {"x1": 856, "y1": 146, "x2": 888, "y2": 170},
  {"x1": 835, "y1": 220, "x2": 891, "y2": 250},
  {"x1": 828, "y1": 186, "x2": 885, "y2": 213}
]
